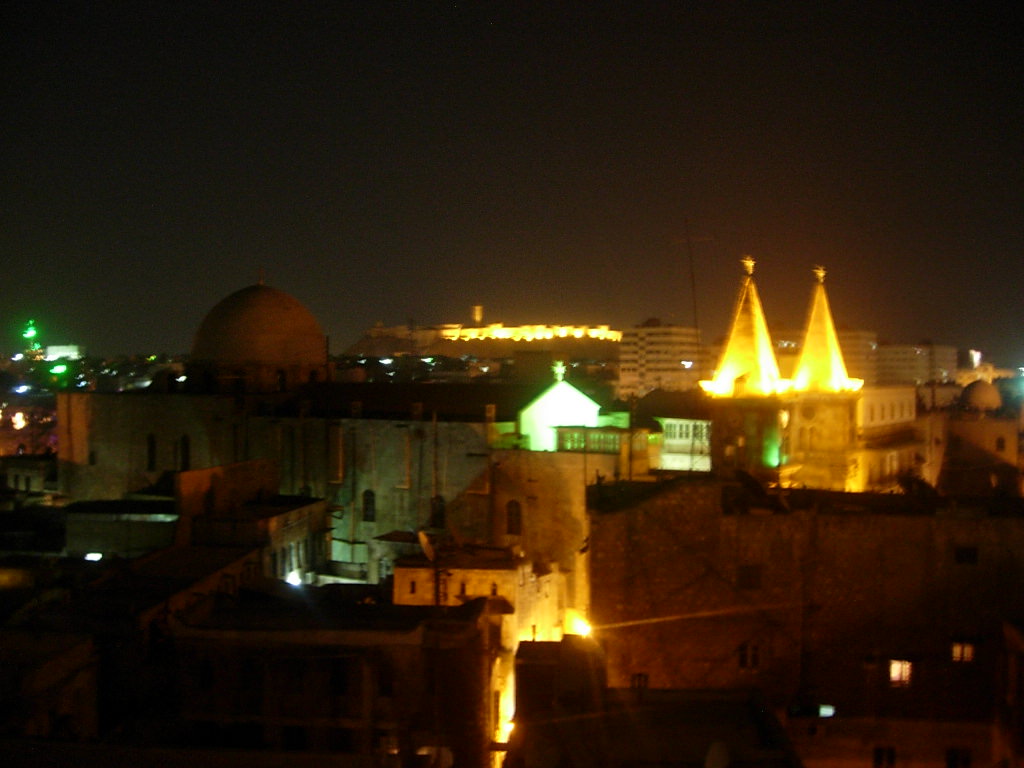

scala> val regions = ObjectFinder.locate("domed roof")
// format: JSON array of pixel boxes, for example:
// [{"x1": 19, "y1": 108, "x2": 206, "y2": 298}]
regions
[
  {"x1": 191, "y1": 284, "x2": 326, "y2": 367},
  {"x1": 961, "y1": 379, "x2": 1002, "y2": 411}
]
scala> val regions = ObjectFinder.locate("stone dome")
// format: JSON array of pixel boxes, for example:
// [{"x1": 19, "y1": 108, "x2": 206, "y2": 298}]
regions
[
  {"x1": 191, "y1": 284, "x2": 326, "y2": 367},
  {"x1": 961, "y1": 379, "x2": 1002, "y2": 412}
]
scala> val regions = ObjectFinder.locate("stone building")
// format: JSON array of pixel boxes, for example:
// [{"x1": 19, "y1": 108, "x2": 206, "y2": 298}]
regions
[
  {"x1": 56, "y1": 283, "x2": 626, "y2": 625},
  {"x1": 588, "y1": 477, "x2": 1024, "y2": 767}
]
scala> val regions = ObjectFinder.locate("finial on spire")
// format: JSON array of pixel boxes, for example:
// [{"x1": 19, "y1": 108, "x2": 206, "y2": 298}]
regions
[
  {"x1": 813, "y1": 265, "x2": 826, "y2": 284},
  {"x1": 741, "y1": 255, "x2": 755, "y2": 275}
]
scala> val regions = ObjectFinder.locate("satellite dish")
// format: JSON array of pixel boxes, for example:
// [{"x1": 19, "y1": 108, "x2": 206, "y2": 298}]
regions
[{"x1": 417, "y1": 530, "x2": 436, "y2": 562}]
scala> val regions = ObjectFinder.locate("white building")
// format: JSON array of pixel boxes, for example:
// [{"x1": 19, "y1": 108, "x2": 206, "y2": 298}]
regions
[
  {"x1": 617, "y1": 320, "x2": 704, "y2": 398},
  {"x1": 877, "y1": 343, "x2": 957, "y2": 385}
]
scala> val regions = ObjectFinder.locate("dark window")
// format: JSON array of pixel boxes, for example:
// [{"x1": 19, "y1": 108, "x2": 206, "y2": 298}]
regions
[
  {"x1": 506, "y1": 500, "x2": 522, "y2": 536},
  {"x1": 996, "y1": 437, "x2": 1006, "y2": 452},
  {"x1": 873, "y1": 747, "x2": 896, "y2": 768},
  {"x1": 281, "y1": 725, "x2": 307, "y2": 751},
  {"x1": 737, "y1": 564, "x2": 762, "y2": 590},
  {"x1": 329, "y1": 659, "x2": 351, "y2": 696},
  {"x1": 179, "y1": 435, "x2": 191, "y2": 471},
  {"x1": 429, "y1": 495, "x2": 445, "y2": 528},
  {"x1": 738, "y1": 642, "x2": 759, "y2": 669},
  {"x1": 409, "y1": 580, "x2": 416, "y2": 595},
  {"x1": 954, "y1": 546, "x2": 978, "y2": 565},
  {"x1": 946, "y1": 748, "x2": 971, "y2": 768},
  {"x1": 362, "y1": 489, "x2": 376, "y2": 522}
]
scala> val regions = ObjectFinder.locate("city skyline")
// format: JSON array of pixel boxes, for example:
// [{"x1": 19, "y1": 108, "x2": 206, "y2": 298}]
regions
[{"x1": 5, "y1": 4, "x2": 1023, "y2": 364}]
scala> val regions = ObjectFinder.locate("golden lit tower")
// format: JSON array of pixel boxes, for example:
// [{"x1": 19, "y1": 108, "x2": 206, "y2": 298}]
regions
[
  {"x1": 790, "y1": 266, "x2": 863, "y2": 393},
  {"x1": 701, "y1": 256, "x2": 782, "y2": 397}
]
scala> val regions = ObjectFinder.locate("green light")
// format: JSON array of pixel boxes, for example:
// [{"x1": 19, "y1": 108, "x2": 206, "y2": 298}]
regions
[
  {"x1": 22, "y1": 320, "x2": 37, "y2": 340},
  {"x1": 50, "y1": 364, "x2": 67, "y2": 375}
]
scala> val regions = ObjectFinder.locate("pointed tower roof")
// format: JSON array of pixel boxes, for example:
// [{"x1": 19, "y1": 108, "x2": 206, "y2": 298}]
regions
[
  {"x1": 790, "y1": 266, "x2": 863, "y2": 392},
  {"x1": 701, "y1": 256, "x2": 782, "y2": 397}
]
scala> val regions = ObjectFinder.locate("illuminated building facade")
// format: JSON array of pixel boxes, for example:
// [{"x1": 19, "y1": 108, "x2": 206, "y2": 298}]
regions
[
  {"x1": 617, "y1": 319, "x2": 705, "y2": 399},
  {"x1": 348, "y1": 309, "x2": 621, "y2": 364}
]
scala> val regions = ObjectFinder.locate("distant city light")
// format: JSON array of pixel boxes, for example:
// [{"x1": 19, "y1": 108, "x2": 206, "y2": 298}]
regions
[
  {"x1": 11, "y1": 353, "x2": 23, "y2": 362},
  {"x1": 12, "y1": 412, "x2": 27, "y2": 430},
  {"x1": 13, "y1": 385, "x2": 29, "y2": 394},
  {"x1": 176, "y1": 375, "x2": 187, "y2": 383},
  {"x1": 379, "y1": 358, "x2": 393, "y2": 365},
  {"x1": 50, "y1": 363, "x2": 68, "y2": 375},
  {"x1": 818, "y1": 704, "x2": 835, "y2": 718},
  {"x1": 286, "y1": 571, "x2": 303, "y2": 586},
  {"x1": 680, "y1": 360, "x2": 694, "y2": 368},
  {"x1": 84, "y1": 552, "x2": 103, "y2": 561}
]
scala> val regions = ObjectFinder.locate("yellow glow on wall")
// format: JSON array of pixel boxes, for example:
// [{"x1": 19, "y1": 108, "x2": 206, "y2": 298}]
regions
[{"x1": 565, "y1": 609, "x2": 592, "y2": 637}]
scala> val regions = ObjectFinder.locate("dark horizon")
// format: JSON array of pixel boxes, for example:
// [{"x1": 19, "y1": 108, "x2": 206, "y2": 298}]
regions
[{"x1": 5, "y1": 3, "x2": 1023, "y2": 365}]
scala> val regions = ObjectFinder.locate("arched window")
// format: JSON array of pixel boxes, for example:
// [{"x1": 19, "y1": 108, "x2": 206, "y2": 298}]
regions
[
  {"x1": 362, "y1": 489, "x2": 376, "y2": 522},
  {"x1": 506, "y1": 500, "x2": 522, "y2": 536}
]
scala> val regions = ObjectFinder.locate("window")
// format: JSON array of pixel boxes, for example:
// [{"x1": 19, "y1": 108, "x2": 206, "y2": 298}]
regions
[
  {"x1": 409, "y1": 580, "x2": 416, "y2": 595},
  {"x1": 951, "y1": 642, "x2": 975, "y2": 663},
  {"x1": 873, "y1": 747, "x2": 896, "y2": 768},
  {"x1": 179, "y1": 434, "x2": 191, "y2": 471},
  {"x1": 362, "y1": 489, "x2": 376, "y2": 522},
  {"x1": 996, "y1": 436, "x2": 1006, "y2": 452},
  {"x1": 889, "y1": 659, "x2": 912, "y2": 687},
  {"x1": 506, "y1": 500, "x2": 522, "y2": 536},
  {"x1": 954, "y1": 546, "x2": 978, "y2": 565},
  {"x1": 945, "y1": 749, "x2": 971, "y2": 768},
  {"x1": 736, "y1": 564, "x2": 762, "y2": 590},
  {"x1": 429, "y1": 495, "x2": 445, "y2": 528},
  {"x1": 738, "y1": 642, "x2": 760, "y2": 669}
]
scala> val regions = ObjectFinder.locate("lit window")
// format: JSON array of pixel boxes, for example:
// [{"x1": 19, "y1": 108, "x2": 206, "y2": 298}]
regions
[
  {"x1": 951, "y1": 642, "x2": 975, "y2": 663},
  {"x1": 889, "y1": 659, "x2": 912, "y2": 687}
]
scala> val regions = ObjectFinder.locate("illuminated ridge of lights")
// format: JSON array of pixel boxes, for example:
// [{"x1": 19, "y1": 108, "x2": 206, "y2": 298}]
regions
[
  {"x1": 701, "y1": 256, "x2": 784, "y2": 397},
  {"x1": 439, "y1": 323, "x2": 622, "y2": 343},
  {"x1": 790, "y1": 266, "x2": 863, "y2": 393}
]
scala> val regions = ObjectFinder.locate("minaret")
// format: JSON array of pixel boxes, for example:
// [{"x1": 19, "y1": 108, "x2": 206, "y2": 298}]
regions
[
  {"x1": 791, "y1": 266, "x2": 863, "y2": 392},
  {"x1": 700, "y1": 256, "x2": 782, "y2": 397}
]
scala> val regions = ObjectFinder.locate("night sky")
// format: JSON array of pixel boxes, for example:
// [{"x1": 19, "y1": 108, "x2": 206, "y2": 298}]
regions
[{"x1": 5, "y1": 3, "x2": 1023, "y2": 365}]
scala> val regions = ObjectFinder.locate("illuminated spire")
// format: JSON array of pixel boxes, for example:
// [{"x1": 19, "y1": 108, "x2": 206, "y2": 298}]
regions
[
  {"x1": 791, "y1": 266, "x2": 863, "y2": 392},
  {"x1": 700, "y1": 256, "x2": 782, "y2": 397}
]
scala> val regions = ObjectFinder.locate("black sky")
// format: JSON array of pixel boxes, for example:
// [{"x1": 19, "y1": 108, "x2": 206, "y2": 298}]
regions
[{"x1": 4, "y1": 2, "x2": 1023, "y2": 364}]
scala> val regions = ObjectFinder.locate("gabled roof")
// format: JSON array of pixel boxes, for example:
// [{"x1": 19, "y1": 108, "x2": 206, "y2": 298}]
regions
[{"x1": 701, "y1": 256, "x2": 782, "y2": 397}]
